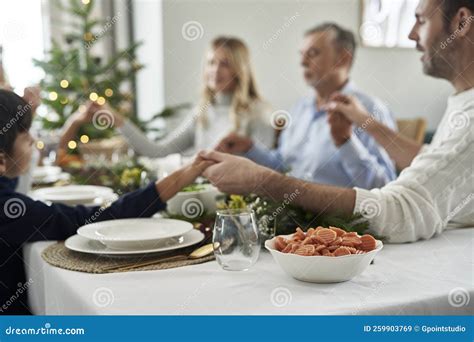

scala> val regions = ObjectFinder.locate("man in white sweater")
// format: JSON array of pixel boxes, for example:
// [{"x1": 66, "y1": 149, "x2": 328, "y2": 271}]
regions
[{"x1": 199, "y1": 0, "x2": 474, "y2": 243}]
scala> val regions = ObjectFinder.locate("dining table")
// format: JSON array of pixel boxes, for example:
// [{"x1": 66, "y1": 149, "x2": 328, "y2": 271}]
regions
[{"x1": 24, "y1": 227, "x2": 473, "y2": 315}]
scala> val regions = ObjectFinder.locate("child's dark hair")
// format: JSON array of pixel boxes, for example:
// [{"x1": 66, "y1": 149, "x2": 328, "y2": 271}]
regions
[{"x1": 0, "y1": 90, "x2": 33, "y2": 154}]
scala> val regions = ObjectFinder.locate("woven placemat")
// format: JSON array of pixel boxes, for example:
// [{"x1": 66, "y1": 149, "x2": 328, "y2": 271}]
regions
[{"x1": 41, "y1": 242, "x2": 215, "y2": 274}]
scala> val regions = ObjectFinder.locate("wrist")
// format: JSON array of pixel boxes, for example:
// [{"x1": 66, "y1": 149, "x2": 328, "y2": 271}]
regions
[{"x1": 155, "y1": 169, "x2": 183, "y2": 202}]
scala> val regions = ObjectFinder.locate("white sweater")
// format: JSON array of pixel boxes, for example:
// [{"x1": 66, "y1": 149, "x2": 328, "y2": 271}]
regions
[
  {"x1": 354, "y1": 87, "x2": 474, "y2": 243},
  {"x1": 118, "y1": 94, "x2": 275, "y2": 158}
]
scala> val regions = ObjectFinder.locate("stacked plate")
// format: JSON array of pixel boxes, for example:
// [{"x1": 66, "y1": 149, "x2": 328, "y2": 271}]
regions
[
  {"x1": 66, "y1": 218, "x2": 205, "y2": 255},
  {"x1": 31, "y1": 185, "x2": 118, "y2": 206},
  {"x1": 32, "y1": 166, "x2": 70, "y2": 185}
]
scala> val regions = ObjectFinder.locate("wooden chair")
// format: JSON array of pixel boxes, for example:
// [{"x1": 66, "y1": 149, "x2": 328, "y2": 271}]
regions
[{"x1": 396, "y1": 118, "x2": 427, "y2": 144}]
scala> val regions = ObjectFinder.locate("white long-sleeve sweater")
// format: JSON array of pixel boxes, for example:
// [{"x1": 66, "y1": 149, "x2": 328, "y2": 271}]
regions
[
  {"x1": 118, "y1": 94, "x2": 275, "y2": 158},
  {"x1": 354, "y1": 87, "x2": 474, "y2": 243}
]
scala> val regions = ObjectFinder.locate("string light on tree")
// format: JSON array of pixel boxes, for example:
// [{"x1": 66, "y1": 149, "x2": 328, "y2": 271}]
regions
[
  {"x1": 81, "y1": 0, "x2": 90, "y2": 4},
  {"x1": 48, "y1": 92, "x2": 58, "y2": 101},
  {"x1": 60, "y1": 98, "x2": 68, "y2": 105},
  {"x1": 68, "y1": 141, "x2": 77, "y2": 150},
  {"x1": 83, "y1": 32, "x2": 94, "y2": 42},
  {"x1": 80, "y1": 135, "x2": 90, "y2": 144},
  {"x1": 60, "y1": 80, "x2": 69, "y2": 88},
  {"x1": 105, "y1": 88, "x2": 113, "y2": 97},
  {"x1": 89, "y1": 92, "x2": 98, "y2": 101},
  {"x1": 97, "y1": 96, "x2": 106, "y2": 105},
  {"x1": 36, "y1": 141, "x2": 45, "y2": 150}
]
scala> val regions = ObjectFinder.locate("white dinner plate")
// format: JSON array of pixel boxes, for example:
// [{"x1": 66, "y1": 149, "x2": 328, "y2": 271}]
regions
[
  {"x1": 31, "y1": 185, "x2": 114, "y2": 205},
  {"x1": 32, "y1": 166, "x2": 62, "y2": 181},
  {"x1": 77, "y1": 218, "x2": 194, "y2": 249},
  {"x1": 65, "y1": 229, "x2": 205, "y2": 255}
]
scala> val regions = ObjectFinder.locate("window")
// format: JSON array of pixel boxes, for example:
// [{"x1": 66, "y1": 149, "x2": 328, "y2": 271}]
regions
[
  {"x1": 0, "y1": 0, "x2": 45, "y2": 92},
  {"x1": 360, "y1": 0, "x2": 418, "y2": 48}
]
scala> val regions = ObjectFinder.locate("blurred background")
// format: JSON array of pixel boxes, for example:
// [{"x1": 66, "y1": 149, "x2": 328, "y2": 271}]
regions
[{"x1": 1, "y1": 0, "x2": 451, "y2": 139}]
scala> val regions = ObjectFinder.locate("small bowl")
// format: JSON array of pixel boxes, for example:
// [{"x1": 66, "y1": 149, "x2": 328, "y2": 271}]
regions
[
  {"x1": 167, "y1": 184, "x2": 221, "y2": 216},
  {"x1": 265, "y1": 234, "x2": 383, "y2": 283}
]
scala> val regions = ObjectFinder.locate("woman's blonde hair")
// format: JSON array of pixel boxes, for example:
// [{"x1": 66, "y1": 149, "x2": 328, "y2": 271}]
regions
[{"x1": 198, "y1": 36, "x2": 261, "y2": 130}]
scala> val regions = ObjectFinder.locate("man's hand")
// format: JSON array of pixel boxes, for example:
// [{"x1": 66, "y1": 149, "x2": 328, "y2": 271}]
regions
[
  {"x1": 199, "y1": 150, "x2": 269, "y2": 194},
  {"x1": 155, "y1": 156, "x2": 215, "y2": 202},
  {"x1": 327, "y1": 111, "x2": 352, "y2": 147},
  {"x1": 325, "y1": 93, "x2": 372, "y2": 127},
  {"x1": 22, "y1": 86, "x2": 41, "y2": 114},
  {"x1": 214, "y1": 132, "x2": 253, "y2": 154}
]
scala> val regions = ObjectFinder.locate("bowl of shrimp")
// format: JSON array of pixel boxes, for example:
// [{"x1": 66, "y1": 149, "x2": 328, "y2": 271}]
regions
[{"x1": 265, "y1": 227, "x2": 383, "y2": 283}]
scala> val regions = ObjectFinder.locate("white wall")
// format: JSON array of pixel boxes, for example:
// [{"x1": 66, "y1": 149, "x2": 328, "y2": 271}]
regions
[{"x1": 152, "y1": 0, "x2": 454, "y2": 131}]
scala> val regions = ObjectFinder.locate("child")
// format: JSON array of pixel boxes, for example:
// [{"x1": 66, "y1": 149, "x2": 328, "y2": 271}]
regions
[{"x1": 0, "y1": 90, "x2": 212, "y2": 314}]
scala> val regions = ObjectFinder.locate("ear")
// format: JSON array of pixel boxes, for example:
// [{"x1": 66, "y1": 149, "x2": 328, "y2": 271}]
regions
[
  {"x1": 0, "y1": 152, "x2": 6, "y2": 176},
  {"x1": 452, "y1": 7, "x2": 473, "y2": 38},
  {"x1": 336, "y1": 49, "x2": 353, "y2": 69}
]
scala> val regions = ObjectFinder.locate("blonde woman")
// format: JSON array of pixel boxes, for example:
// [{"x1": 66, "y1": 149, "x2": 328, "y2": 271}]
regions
[{"x1": 59, "y1": 36, "x2": 275, "y2": 157}]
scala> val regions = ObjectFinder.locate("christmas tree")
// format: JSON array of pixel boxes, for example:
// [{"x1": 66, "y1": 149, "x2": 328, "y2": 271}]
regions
[{"x1": 33, "y1": 0, "x2": 143, "y2": 140}]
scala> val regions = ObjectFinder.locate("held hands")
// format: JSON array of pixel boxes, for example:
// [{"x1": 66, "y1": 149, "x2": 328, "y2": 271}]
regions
[
  {"x1": 325, "y1": 93, "x2": 372, "y2": 127},
  {"x1": 198, "y1": 150, "x2": 268, "y2": 195},
  {"x1": 155, "y1": 156, "x2": 215, "y2": 202},
  {"x1": 327, "y1": 111, "x2": 352, "y2": 147},
  {"x1": 70, "y1": 102, "x2": 124, "y2": 128},
  {"x1": 214, "y1": 132, "x2": 253, "y2": 154}
]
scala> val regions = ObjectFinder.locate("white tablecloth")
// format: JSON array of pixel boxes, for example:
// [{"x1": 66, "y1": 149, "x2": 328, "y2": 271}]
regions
[{"x1": 24, "y1": 228, "x2": 473, "y2": 315}]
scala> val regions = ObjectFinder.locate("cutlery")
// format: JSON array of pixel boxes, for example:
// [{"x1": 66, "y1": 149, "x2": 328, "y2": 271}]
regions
[{"x1": 103, "y1": 242, "x2": 217, "y2": 272}]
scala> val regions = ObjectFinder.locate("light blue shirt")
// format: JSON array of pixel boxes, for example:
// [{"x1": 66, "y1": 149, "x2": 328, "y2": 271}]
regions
[{"x1": 245, "y1": 82, "x2": 397, "y2": 189}]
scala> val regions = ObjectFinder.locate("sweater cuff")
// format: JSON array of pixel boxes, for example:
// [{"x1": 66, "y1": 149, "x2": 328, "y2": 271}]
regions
[{"x1": 353, "y1": 187, "x2": 380, "y2": 216}]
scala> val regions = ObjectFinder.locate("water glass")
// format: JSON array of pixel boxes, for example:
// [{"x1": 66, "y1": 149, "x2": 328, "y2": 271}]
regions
[{"x1": 213, "y1": 209, "x2": 260, "y2": 271}]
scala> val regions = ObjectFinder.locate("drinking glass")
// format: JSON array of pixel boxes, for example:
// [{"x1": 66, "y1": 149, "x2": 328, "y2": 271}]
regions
[{"x1": 213, "y1": 209, "x2": 260, "y2": 271}]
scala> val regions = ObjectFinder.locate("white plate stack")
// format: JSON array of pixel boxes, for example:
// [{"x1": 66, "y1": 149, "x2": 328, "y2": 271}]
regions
[
  {"x1": 65, "y1": 218, "x2": 205, "y2": 255},
  {"x1": 31, "y1": 185, "x2": 118, "y2": 206},
  {"x1": 32, "y1": 166, "x2": 71, "y2": 185}
]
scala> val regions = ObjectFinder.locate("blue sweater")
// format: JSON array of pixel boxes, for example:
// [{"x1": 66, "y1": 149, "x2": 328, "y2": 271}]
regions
[{"x1": 0, "y1": 177, "x2": 166, "y2": 314}]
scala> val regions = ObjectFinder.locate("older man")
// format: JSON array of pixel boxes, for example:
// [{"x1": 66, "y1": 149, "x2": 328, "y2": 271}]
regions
[
  {"x1": 215, "y1": 23, "x2": 397, "y2": 189},
  {"x1": 201, "y1": 0, "x2": 474, "y2": 243}
]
